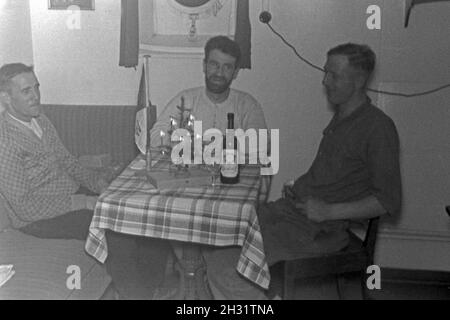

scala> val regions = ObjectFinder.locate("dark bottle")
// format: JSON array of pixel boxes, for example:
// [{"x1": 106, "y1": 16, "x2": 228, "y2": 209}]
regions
[{"x1": 220, "y1": 113, "x2": 239, "y2": 184}]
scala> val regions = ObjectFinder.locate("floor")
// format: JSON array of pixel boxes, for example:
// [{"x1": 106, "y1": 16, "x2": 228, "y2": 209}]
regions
[
  {"x1": 101, "y1": 262, "x2": 450, "y2": 300},
  {"x1": 268, "y1": 263, "x2": 450, "y2": 300}
]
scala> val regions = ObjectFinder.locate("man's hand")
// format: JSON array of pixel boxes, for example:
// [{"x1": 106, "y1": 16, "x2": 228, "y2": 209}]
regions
[
  {"x1": 96, "y1": 177, "x2": 110, "y2": 194},
  {"x1": 95, "y1": 164, "x2": 123, "y2": 193},
  {"x1": 283, "y1": 185, "x2": 296, "y2": 200},
  {"x1": 85, "y1": 196, "x2": 98, "y2": 211},
  {"x1": 71, "y1": 194, "x2": 86, "y2": 211},
  {"x1": 283, "y1": 183, "x2": 300, "y2": 209},
  {"x1": 282, "y1": 180, "x2": 296, "y2": 199},
  {"x1": 295, "y1": 197, "x2": 331, "y2": 223}
]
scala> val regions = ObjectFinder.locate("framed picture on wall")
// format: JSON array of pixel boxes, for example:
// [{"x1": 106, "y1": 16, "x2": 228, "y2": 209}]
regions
[
  {"x1": 140, "y1": 0, "x2": 237, "y2": 56},
  {"x1": 48, "y1": 0, "x2": 95, "y2": 10}
]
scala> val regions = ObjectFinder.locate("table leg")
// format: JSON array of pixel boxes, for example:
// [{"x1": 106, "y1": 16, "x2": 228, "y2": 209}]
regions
[{"x1": 173, "y1": 242, "x2": 213, "y2": 300}]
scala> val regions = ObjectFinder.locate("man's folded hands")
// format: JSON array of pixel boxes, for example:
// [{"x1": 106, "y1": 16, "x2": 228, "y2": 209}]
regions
[{"x1": 71, "y1": 194, "x2": 98, "y2": 211}]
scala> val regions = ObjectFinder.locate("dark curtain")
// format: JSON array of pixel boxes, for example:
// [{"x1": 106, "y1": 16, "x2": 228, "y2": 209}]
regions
[
  {"x1": 235, "y1": 0, "x2": 251, "y2": 69},
  {"x1": 137, "y1": 64, "x2": 157, "y2": 131},
  {"x1": 119, "y1": 0, "x2": 139, "y2": 68}
]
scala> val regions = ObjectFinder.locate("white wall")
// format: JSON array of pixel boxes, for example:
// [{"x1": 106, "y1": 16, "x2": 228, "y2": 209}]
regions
[
  {"x1": 28, "y1": 0, "x2": 138, "y2": 105},
  {"x1": 374, "y1": 1, "x2": 450, "y2": 271},
  {"x1": 0, "y1": 0, "x2": 34, "y2": 65},
  {"x1": 0, "y1": 0, "x2": 34, "y2": 113}
]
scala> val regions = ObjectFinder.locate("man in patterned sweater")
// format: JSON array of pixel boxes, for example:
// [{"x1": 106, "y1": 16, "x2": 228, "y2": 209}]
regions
[
  {"x1": 0, "y1": 63, "x2": 171, "y2": 299},
  {"x1": 0, "y1": 63, "x2": 107, "y2": 233}
]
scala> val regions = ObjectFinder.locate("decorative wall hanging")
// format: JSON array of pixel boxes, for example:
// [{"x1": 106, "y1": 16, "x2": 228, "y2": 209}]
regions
[
  {"x1": 140, "y1": 0, "x2": 236, "y2": 56},
  {"x1": 48, "y1": 0, "x2": 94, "y2": 10}
]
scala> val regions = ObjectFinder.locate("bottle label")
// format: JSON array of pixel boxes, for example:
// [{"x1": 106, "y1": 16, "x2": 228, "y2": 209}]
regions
[
  {"x1": 224, "y1": 149, "x2": 236, "y2": 164},
  {"x1": 221, "y1": 149, "x2": 238, "y2": 178}
]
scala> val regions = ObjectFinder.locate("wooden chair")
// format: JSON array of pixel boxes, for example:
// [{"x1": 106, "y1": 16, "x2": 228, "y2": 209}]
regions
[{"x1": 282, "y1": 217, "x2": 380, "y2": 300}]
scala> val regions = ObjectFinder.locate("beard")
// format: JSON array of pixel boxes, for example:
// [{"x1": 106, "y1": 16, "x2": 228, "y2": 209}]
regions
[{"x1": 205, "y1": 75, "x2": 233, "y2": 94}]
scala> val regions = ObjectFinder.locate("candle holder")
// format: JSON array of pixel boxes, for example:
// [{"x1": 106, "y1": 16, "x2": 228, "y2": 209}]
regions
[{"x1": 160, "y1": 96, "x2": 198, "y2": 170}]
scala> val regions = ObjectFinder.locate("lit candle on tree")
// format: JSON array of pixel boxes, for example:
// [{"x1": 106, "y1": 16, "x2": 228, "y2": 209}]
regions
[
  {"x1": 160, "y1": 130, "x2": 166, "y2": 146},
  {"x1": 170, "y1": 117, "x2": 177, "y2": 132}
]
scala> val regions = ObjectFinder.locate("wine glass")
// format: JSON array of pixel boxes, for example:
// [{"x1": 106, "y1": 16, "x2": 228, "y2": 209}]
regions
[{"x1": 208, "y1": 164, "x2": 221, "y2": 189}]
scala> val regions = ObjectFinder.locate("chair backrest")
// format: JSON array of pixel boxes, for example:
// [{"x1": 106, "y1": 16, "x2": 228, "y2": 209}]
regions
[{"x1": 283, "y1": 216, "x2": 381, "y2": 299}]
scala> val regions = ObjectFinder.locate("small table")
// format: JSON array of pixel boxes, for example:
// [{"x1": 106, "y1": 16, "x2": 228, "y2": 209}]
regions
[{"x1": 85, "y1": 155, "x2": 271, "y2": 298}]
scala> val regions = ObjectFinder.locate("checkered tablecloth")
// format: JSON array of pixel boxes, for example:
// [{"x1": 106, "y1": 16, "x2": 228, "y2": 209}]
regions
[{"x1": 85, "y1": 156, "x2": 271, "y2": 289}]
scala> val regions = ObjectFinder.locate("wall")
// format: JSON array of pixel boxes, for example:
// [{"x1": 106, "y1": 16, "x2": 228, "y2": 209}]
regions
[
  {"x1": 0, "y1": 0, "x2": 34, "y2": 113},
  {"x1": 0, "y1": 0, "x2": 34, "y2": 65},
  {"x1": 374, "y1": 0, "x2": 450, "y2": 271},
  {"x1": 28, "y1": 0, "x2": 139, "y2": 105}
]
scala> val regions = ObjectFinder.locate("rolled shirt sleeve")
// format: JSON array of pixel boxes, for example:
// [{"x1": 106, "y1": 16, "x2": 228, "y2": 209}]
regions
[{"x1": 366, "y1": 118, "x2": 402, "y2": 216}]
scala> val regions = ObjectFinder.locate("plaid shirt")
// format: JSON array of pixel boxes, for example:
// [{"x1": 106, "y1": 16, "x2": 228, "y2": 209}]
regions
[
  {"x1": 86, "y1": 156, "x2": 271, "y2": 289},
  {"x1": 0, "y1": 112, "x2": 101, "y2": 228}
]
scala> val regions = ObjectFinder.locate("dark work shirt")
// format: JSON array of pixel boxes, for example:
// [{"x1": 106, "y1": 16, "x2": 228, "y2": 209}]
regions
[{"x1": 293, "y1": 98, "x2": 402, "y2": 216}]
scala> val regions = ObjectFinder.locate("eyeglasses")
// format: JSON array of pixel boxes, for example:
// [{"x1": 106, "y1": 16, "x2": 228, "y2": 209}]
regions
[{"x1": 206, "y1": 60, "x2": 235, "y2": 74}]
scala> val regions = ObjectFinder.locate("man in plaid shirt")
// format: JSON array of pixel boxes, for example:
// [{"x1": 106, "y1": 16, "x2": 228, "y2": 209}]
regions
[
  {"x1": 0, "y1": 63, "x2": 108, "y2": 233},
  {"x1": 0, "y1": 63, "x2": 171, "y2": 299}
]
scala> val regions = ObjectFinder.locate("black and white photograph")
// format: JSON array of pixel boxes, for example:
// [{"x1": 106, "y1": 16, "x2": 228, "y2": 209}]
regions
[{"x1": 0, "y1": 0, "x2": 449, "y2": 305}]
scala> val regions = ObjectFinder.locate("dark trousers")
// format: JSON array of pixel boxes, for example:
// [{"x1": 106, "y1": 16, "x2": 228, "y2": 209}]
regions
[{"x1": 19, "y1": 209, "x2": 170, "y2": 299}]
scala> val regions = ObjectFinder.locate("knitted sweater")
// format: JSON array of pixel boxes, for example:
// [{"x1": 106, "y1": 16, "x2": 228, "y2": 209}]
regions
[{"x1": 0, "y1": 112, "x2": 101, "y2": 228}]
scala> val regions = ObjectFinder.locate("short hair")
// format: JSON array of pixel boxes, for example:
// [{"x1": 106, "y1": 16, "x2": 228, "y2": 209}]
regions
[
  {"x1": 0, "y1": 63, "x2": 35, "y2": 93},
  {"x1": 327, "y1": 43, "x2": 376, "y2": 75},
  {"x1": 204, "y1": 36, "x2": 241, "y2": 68}
]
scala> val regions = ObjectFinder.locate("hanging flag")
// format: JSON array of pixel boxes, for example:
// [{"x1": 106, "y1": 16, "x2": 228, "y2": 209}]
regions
[
  {"x1": 235, "y1": 0, "x2": 251, "y2": 69},
  {"x1": 135, "y1": 63, "x2": 156, "y2": 154}
]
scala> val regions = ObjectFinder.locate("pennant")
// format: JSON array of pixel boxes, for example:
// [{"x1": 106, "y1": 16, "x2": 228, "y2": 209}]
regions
[{"x1": 135, "y1": 64, "x2": 156, "y2": 154}]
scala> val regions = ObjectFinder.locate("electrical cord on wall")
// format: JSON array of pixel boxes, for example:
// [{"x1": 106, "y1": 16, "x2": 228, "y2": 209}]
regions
[
  {"x1": 260, "y1": 12, "x2": 450, "y2": 98},
  {"x1": 367, "y1": 84, "x2": 450, "y2": 98},
  {"x1": 266, "y1": 22, "x2": 325, "y2": 73}
]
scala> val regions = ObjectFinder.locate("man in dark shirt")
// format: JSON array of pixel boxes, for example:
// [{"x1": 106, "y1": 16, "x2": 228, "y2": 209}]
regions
[{"x1": 204, "y1": 43, "x2": 402, "y2": 299}]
